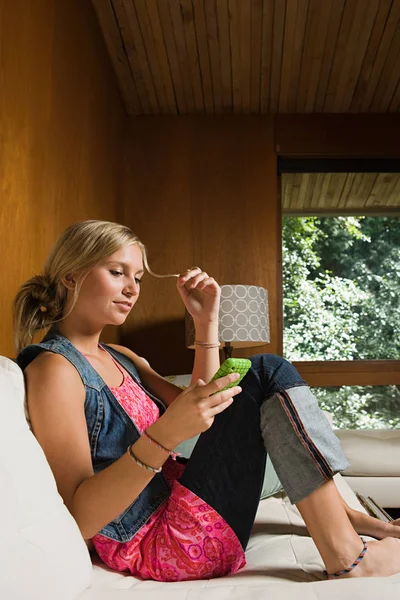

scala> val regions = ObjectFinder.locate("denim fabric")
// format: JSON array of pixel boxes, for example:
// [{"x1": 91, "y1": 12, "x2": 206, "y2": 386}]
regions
[
  {"x1": 17, "y1": 327, "x2": 171, "y2": 542},
  {"x1": 180, "y1": 354, "x2": 349, "y2": 550},
  {"x1": 260, "y1": 385, "x2": 349, "y2": 504}
]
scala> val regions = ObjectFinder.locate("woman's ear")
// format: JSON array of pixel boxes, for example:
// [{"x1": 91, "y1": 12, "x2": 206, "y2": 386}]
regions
[{"x1": 61, "y1": 275, "x2": 76, "y2": 290}]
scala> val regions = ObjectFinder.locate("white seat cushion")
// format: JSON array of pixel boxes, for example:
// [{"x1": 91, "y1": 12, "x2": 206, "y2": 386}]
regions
[{"x1": 0, "y1": 357, "x2": 92, "y2": 600}]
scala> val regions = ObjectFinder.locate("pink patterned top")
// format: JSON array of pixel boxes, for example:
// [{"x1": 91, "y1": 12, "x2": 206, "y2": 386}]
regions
[{"x1": 88, "y1": 347, "x2": 246, "y2": 582}]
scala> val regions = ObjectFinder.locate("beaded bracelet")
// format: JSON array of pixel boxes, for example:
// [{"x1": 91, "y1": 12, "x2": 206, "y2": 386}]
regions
[
  {"x1": 127, "y1": 445, "x2": 162, "y2": 474},
  {"x1": 194, "y1": 340, "x2": 221, "y2": 348},
  {"x1": 142, "y1": 431, "x2": 181, "y2": 461}
]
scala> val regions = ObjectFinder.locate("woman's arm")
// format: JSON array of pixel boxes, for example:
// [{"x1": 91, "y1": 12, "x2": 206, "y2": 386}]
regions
[
  {"x1": 190, "y1": 320, "x2": 220, "y2": 384},
  {"x1": 175, "y1": 267, "x2": 222, "y2": 385},
  {"x1": 24, "y1": 352, "x2": 175, "y2": 540},
  {"x1": 24, "y1": 351, "x2": 240, "y2": 541}
]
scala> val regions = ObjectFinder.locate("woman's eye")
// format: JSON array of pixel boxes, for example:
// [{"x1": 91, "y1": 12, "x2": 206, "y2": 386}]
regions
[
  {"x1": 135, "y1": 278, "x2": 142, "y2": 284},
  {"x1": 110, "y1": 270, "x2": 123, "y2": 276}
]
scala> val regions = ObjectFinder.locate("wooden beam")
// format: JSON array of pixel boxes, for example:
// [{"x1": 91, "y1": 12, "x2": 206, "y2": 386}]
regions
[
  {"x1": 275, "y1": 114, "x2": 400, "y2": 158},
  {"x1": 293, "y1": 360, "x2": 400, "y2": 387},
  {"x1": 284, "y1": 207, "x2": 400, "y2": 215}
]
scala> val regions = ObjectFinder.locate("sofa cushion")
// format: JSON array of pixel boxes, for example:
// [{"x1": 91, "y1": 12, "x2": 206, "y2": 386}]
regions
[{"x1": 0, "y1": 357, "x2": 92, "y2": 600}]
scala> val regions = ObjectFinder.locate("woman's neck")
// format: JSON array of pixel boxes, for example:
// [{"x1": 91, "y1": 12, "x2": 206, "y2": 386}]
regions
[{"x1": 56, "y1": 319, "x2": 103, "y2": 356}]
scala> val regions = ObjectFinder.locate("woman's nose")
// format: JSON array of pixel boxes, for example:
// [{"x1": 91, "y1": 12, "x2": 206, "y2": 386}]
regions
[{"x1": 125, "y1": 278, "x2": 139, "y2": 296}]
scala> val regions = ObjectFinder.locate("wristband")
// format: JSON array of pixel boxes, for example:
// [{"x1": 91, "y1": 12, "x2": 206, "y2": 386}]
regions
[
  {"x1": 194, "y1": 340, "x2": 221, "y2": 348},
  {"x1": 143, "y1": 431, "x2": 181, "y2": 461},
  {"x1": 127, "y1": 445, "x2": 162, "y2": 474}
]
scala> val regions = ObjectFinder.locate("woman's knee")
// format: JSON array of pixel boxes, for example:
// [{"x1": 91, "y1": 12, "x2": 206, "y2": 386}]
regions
[
  {"x1": 249, "y1": 353, "x2": 306, "y2": 394},
  {"x1": 249, "y1": 353, "x2": 292, "y2": 373},
  {"x1": 250, "y1": 353, "x2": 286, "y2": 368}
]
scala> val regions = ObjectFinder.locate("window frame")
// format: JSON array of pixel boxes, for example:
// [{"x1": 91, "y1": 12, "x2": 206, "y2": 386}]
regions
[{"x1": 292, "y1": 360, "x2": 400, "y2": 387}]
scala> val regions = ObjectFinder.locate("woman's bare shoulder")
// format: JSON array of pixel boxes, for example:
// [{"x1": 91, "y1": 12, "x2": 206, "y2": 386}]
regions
[
  {"x1": 25, "y1": 350, "x2": 81, "y2": 386},
  {"x1": 23, "y1": 351, "x2": 86, "y2": 431}
]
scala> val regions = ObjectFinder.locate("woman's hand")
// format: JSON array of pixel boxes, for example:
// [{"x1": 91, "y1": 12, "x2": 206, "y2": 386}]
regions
[
  {"x1": 347, "y1": 507, "x2": 400, "y2": 539},
  {"x1": 177, "y1": 267, "x2": 221, "y2": 324},
  {"x1": 152, "y1": 373, "x2": 242, "y2": 448},
  {"x1": 389, "y1": 519, "x2": 400, "y2": 536}
]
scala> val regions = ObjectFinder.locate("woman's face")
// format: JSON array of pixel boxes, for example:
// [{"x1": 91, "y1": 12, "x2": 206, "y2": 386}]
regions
[{"x1": 69, "y1": 244, "x2": 144, "y2": 327}]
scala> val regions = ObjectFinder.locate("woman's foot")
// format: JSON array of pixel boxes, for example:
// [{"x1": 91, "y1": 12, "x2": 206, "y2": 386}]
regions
[
  {"x1": 295, "y1": 480, "x2": 400, "y2": 579},
  {"x1": 328, "y1": 538, "x2": 400, "y2": 579}
]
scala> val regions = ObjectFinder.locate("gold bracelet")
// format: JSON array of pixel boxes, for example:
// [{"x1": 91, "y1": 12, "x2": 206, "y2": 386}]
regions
[
  {"x1": 127, "y1": 445, "x2": 162, "y2": 474},
  {"x1": 194, "y1": 340, "x2": 221, "y2": 348}
]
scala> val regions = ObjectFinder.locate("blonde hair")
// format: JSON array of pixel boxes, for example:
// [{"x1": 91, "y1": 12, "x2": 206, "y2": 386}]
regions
[{"x1": 13, "y1": 220, "x2": 176, "y2": 353}]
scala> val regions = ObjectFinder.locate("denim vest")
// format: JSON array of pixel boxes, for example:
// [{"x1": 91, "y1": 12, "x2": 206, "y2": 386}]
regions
[{"x1": 17, "y1": 327, "x2": 171, "y2": 542}]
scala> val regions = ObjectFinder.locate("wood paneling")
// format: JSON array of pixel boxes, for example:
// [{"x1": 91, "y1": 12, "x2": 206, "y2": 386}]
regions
[
  {"x1": 0, "y1": 0, "x2": 125, "y2": 357},
  {"x1": 92, "y1": 0, "x2": 400, "y2": 115},
  {"x1": 120, "y1": 117, "x2": 280, "y2": 374},
  {"x1": 283, "y1": 173, "x2": 400, "y2": 212}
]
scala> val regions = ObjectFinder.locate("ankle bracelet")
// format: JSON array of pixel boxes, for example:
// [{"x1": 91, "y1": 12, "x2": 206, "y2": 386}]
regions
[{"x1": 324, "y1": 538, "x2": 368, "y2": 580}]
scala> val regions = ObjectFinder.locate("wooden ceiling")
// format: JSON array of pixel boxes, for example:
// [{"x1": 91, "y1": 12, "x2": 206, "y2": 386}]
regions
[
  {"x1": 282, "y1": 172, "x2": 400, "y2": 212},
  {"x1": 92, "y1": 0, "x2": 400, "y2": 115}
]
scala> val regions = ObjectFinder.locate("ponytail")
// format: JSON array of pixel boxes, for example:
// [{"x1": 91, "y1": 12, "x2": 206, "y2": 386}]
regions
[{"x1": 13, "y1": 273, "x2": 67, "y2": 353}]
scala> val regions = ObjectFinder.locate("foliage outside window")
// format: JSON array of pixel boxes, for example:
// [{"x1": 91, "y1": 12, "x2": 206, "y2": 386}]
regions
[
  {"x1": 282, "y1": 216, "x2": 400, "y2": 429},
  {"x1": 314, "y1": 386, "x2": 400, "y2": 430}
]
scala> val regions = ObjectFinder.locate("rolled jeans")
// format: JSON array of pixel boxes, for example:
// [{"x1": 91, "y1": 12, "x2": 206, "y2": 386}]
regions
[{"x1": 179, "y1": 353, "x2": 348, "y2": 550}]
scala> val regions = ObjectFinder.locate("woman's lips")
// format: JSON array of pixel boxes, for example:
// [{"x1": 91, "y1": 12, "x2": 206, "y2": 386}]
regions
[{"x1": 113, "y1": 301, "x2": 132, "y2": 311}]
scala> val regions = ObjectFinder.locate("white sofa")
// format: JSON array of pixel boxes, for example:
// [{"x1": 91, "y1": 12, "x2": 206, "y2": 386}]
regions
[
  {"x1": 335, "y1": 428, "x2": 400, "y2": 509},
  {"x1": 1, "y1": 356, "x2": 400, "y2": 600}
]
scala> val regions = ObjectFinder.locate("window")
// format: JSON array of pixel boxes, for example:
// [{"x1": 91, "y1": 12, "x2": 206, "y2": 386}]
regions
[
  {"x1": 282, "y1": 215, "x2": 400, "y2": 362},
  {"x1": 279, "y1": 160, "x2": 400, "y2": 429}
]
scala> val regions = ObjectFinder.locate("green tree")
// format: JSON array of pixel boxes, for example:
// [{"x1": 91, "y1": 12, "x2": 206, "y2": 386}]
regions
[
  {"x1": 282, "y1": 215, "x2": 400, "y2": 429},
  {"x1": 314, "y1": 217, "x2": 400, "y2": 359},
  {"x1": 314, "y1": 386, "x2": 400, "y2": 430},
  {"x1": 282, "y1": 217, "x2": 368, "y2": 361}
]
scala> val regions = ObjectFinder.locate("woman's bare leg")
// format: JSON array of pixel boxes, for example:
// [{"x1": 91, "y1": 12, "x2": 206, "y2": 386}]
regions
[{"x1": 296, "y1": 479, "x2": 400, "y2": 577}]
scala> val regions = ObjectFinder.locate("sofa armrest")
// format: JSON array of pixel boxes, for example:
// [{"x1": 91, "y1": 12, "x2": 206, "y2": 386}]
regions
[
  {"x1": 341, "y1": 476, "x2": 400, "y2": 509},
  {"x1": 334, "y1": 429, "x2": 400, "y2": 508},
  {"x1": 334, "y1": 429, "x2": 400, "y2": 477}
]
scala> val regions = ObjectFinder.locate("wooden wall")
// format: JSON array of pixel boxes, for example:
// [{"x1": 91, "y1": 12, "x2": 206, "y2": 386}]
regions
[
  {"x1": 120, "y1": 116, "x2": 280, "y2": 375},
  {"x1": 0, "y1": 0, "x2": 126, "y2": 356}
]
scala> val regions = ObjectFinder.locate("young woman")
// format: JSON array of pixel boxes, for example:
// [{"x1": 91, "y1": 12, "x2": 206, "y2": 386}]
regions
[{"x1": 14, "y1": 220, "x2": 400, "y2": 582}]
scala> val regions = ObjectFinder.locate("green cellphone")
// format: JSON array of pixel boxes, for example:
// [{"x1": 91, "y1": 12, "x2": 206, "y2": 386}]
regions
[{"x1": 209, "y1": 358, "x2": 252, "y2": 392}]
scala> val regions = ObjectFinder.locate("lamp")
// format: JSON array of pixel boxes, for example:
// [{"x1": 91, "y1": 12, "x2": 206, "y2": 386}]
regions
[{"x1": 185, "y1": 284, "x2": 270, "y2": 360}]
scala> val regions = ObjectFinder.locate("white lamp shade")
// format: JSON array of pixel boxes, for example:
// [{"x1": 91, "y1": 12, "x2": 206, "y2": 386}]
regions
[{"x1": 185, "y1": 284, "x2": 270, "y2": 349}]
